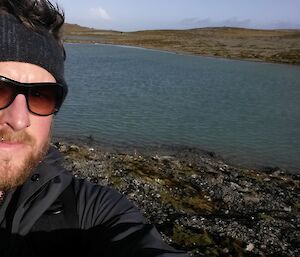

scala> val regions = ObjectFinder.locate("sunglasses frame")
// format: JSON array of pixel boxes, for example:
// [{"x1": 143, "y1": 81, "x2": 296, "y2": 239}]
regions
[{"x1": 0, "y1": 75, "x2": 67, "y2": 116}]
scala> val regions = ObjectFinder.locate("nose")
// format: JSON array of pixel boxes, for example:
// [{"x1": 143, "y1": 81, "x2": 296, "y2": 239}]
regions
[{"x1": 0, "y1": 94, "x2": 30, "y2": 131}]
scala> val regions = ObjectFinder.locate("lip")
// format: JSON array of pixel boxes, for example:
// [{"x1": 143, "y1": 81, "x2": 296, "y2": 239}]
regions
[{"x1": 0, "y1": 141, "x2": 26, "y2": 149}]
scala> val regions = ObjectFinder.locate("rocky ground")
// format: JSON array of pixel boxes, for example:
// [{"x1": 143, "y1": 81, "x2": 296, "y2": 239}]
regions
[{"x1": 52, "y1": 139, "x2": 299, "y2": 257}]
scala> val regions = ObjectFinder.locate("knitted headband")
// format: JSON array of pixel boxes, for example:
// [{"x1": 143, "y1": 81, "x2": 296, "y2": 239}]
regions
[{"x1": 0, "y1": 13, "x2": 67, "y2": 96}]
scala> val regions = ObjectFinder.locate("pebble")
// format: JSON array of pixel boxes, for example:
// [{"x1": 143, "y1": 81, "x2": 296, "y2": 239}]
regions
[
  {"x1": 57, "y1": 140, "x2": 300, "y2": 257},
  {"x1": 246, "y1": 243, "x2": 255, "y2": 252}
]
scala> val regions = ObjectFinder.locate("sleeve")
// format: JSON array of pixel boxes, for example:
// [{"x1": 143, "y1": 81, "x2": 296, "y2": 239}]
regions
[{"x1": 74, "y1": 179, "x2": 189, "y2": 257}]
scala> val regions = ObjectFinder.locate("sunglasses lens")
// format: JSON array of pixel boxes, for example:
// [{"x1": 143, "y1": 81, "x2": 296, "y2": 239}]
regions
[
  {"x1": 0, "y1": 81, "x2": 14, "y2": 109},
  {"x1": 28, "y1": 85, "x2": 62, "y2": 116}
]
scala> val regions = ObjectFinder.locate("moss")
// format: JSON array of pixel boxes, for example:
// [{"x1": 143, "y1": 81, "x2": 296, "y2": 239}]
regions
[
  {"x1": 160, "y1": 191, "x2": 214, "y2": 214},
  {"x1": 108, "y1": 176, "x2": 124, "y2": 188},
  {"x1": 172, "y1": 225, "x2": 214, "y2": 248},
  {"x1": 228, "y1": 239, "x2": 247, "y2": 257},
  {"x1": 185, "y1": 195, "x2": 214, "y2": 212},
  {"x1": 293, "y1": 202, "x2": 300, "y2": 211},
  {"x1": 172, "y1": 226, "x2": 249, "y2": 256},
  {"x1": 66, "y1": 146, "x2": 91, "y2": 160},
  {"x1": 258, "y1": 212, "x2": 274, "y2": 221},
  {"x1": 115, "y1": 156, "x2": 184, "y2": 187}
]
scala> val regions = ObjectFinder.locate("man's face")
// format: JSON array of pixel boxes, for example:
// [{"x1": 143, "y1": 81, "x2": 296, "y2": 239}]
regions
[{"x1": 0, "y1": 62, "x2": 55, "y2": 191}]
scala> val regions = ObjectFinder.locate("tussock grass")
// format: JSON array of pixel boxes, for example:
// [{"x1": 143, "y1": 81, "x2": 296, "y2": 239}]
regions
[{"x1": 64, "y1": 24, "x2": 300, "y2": 65}]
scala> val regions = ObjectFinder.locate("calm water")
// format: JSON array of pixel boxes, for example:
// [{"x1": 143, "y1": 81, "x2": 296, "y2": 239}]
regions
[{"x1": 54, "y1": 43, "x2": 300, "y2": 172}]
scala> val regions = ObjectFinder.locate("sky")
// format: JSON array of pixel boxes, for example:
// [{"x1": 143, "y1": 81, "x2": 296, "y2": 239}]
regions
[{"x1": 57, "y1": 0, "x2": 300, "y2": 31}]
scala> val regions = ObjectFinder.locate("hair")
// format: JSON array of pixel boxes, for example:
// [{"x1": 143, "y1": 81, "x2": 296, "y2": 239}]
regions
[{"x1": 0, "y1": 0, "x2": 65, "y2": 48}]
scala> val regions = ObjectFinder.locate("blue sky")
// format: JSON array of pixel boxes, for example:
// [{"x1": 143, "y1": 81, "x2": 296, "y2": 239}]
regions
[{"x1": 58, "y1": 0, "x2": 300, "y2": 31}]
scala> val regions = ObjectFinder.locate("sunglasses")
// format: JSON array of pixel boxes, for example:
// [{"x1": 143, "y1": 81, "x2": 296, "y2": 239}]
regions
[{"x1": 0, "y1": 75, "x2": 67, "y2": 116}]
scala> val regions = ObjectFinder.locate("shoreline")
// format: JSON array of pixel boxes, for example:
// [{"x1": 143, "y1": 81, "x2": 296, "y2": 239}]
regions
[
  {"x1": 52, "y1": 138, "x2": 300, "y2": 257},
  {"x1": 52, "y1": 135, "x2": 300, "y2": 175},
  {"x1": 69, "y1": 41, "x2": 300, "y2": 68},
  {"x1": 64, "y1": 39, "x2": 300, "y2": 67},
  {"x1": 63, "y1": 26, "x2": 300, "y2": 66}
]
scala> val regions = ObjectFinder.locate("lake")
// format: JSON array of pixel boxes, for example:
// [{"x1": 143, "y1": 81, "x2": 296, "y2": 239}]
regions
[{"x1": 53, "y1": 43, "x2": 300, "y2": 173}]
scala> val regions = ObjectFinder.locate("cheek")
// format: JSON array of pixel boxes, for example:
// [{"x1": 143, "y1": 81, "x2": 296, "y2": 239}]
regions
[{"x1": 27, "y1": 115, "x2": 53, "y2": 147}]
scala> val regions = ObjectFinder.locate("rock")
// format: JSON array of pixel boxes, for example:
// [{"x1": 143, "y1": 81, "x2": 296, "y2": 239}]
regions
[
  {"x1": 69, "y1": 144, "x2": 80, "y2": 151},
  {"x1": 55, "y1": 140, "x2": 300, "y2": 257},
  {"x1": 246, "y1": 243, "x2": 255, "y2": 252},
  {"x1": 243, "y1": 195, "x2": 260, "y2": 204},
  {"x1": 284, "y1": 206, "x2": 292, "y2": 212}
]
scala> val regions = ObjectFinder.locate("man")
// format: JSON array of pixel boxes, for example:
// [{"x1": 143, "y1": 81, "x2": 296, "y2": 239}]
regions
[{"x1": 0, "y1": 1, "x2": 188, "y2": 256}]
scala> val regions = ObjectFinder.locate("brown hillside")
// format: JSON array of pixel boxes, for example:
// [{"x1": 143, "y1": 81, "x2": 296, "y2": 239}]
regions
[{"x1": 63, "y1": 24, "x2": 300, "y2": 65}]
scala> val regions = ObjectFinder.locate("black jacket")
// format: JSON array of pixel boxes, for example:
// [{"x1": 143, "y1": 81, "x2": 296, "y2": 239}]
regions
[{"x1": 0, "y1": 147, "x2": 188, "y2": 257}]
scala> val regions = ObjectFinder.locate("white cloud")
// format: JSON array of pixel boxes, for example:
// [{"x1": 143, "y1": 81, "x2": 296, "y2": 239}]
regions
[{"x1": 89, "y1": 7, "x2": 112, "y2": 21}]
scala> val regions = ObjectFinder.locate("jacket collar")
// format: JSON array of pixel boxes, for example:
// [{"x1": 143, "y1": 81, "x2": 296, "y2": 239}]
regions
[
  {"x1": 16, "y1": 146, "x2": 69, "y2": 207},
  {"x1": 10, "y1": 146, "x2": 73, "y2": 235}
]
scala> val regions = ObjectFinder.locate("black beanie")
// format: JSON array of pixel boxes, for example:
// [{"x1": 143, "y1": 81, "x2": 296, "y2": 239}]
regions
[{"x1": 0, "y1": 13, "x2": 67, "y2": 97}]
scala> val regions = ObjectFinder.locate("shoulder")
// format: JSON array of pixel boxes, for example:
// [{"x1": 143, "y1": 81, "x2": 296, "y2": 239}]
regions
[{"x1": 72, "y1": 178, "x2": 146, "y2": 229}]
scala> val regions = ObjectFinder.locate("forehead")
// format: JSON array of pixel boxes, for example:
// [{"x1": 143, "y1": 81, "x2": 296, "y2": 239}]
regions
[{"x1": 0, "y1": 62, "x2": 56, "y2": 84}]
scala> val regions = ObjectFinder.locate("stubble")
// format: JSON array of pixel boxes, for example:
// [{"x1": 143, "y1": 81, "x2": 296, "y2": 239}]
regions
[{"x1": 0, "y1": 129, "x2": 50, "y2": 191}]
